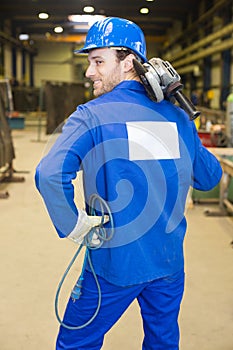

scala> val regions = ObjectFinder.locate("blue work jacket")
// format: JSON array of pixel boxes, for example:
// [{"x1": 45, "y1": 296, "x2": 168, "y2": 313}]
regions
[{"x1": 35, "y1": 81, "x2": 222, "y2": 286}]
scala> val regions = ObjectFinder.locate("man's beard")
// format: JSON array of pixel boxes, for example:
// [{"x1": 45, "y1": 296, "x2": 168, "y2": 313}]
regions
[{"x1": 93, "y1": 66, "x2": 122, "y2": 97}]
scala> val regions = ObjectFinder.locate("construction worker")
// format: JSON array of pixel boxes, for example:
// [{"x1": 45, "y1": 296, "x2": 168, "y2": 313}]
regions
[{"x1": 35, "y1": 17, "x2": 222, "y2": 350}]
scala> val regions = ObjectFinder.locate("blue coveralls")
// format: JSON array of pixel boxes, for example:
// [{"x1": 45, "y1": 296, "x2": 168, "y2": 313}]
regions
[{"x1": 35, "y1": 81, "x2": 222, "y2": 349}]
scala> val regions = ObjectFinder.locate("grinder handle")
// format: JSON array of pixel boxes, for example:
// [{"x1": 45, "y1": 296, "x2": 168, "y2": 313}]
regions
[{"x1": 174, "y1": 90, "x2": 200, "y2": 120}]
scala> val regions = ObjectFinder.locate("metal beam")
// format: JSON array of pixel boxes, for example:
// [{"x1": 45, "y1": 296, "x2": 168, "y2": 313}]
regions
[
  {"x1": 166, "y1": 22, "x2": 233, "y2": 62},
  {"x1": 172, "y1": 37, "x2": 233, "y2": 68}
]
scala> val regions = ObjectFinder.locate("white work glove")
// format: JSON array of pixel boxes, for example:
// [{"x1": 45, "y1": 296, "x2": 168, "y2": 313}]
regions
[{"x1": 67, "y1": 209, "x2": 109, "y2": 244}]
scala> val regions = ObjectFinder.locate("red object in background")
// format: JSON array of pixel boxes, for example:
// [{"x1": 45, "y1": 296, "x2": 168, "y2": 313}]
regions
[{"x1": 198, "y1": 131, "x2": 218, "y2": 147}]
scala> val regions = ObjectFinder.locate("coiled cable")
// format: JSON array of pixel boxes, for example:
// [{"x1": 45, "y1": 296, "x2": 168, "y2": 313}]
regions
[{"x1": 55, "y1": 193, "x2": 114, "y2": 330}]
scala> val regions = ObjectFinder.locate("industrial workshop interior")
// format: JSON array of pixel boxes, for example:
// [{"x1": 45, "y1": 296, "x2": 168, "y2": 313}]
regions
[{"x1": 0, "y1": 0, "x2": 233, "y2": 349}]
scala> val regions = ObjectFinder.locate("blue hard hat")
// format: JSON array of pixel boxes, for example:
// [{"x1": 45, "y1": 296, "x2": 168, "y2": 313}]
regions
[{"x1": 75, "y1": 17, "x2": 147, "y2": 62}]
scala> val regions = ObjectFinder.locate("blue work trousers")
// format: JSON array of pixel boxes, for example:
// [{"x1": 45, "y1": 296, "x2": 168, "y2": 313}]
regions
[{"x1": 56, "y1": 269, "x2": 185, "y2": 350}]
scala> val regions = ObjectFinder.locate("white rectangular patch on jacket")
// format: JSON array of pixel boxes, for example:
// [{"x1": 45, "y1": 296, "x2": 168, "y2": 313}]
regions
[{"x1": 126, "y1": 121, "x2": 180, "y2": 160}]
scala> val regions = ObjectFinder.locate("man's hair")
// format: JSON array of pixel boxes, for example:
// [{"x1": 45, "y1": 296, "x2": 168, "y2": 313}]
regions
[
  {"x1": 114, "y1": 48, "x2": 140, "y2": 79},
  {"x1": 115, "y1": 48, "x2": 140, "y2": 62}
]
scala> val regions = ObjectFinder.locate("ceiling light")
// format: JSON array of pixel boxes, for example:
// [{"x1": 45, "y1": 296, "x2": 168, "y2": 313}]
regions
[
  {"x1": 146, "y1": 0, "x2": 154, "y2": 2},
  {"x1": 140, "y1": 7, "x2": 150, "y2": 14},
  {"x1": 19, "y1": 33, "x2": 29, "y2": 40},
  {"x1": 68, "y1": 14, "x2": 105, "y2": 28},
  {"x1": 54, "y1": 26, "x2": 64, "y2": 33},
  {"x1": 83, "y1": 6, "x2": 95, "y2": 13},
  {"x1": 38, "y1": 12, "x2": 49, "y2": 20}
]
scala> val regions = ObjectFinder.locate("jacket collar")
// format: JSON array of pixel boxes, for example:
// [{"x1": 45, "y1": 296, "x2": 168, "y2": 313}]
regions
[{"x1": 114, "y1": 80, "x2": 145, "y2": 92}]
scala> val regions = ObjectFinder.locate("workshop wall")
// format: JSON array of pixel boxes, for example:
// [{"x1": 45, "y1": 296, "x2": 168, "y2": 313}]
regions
[
  {"x1": 211, "y1": 53, "x2": 222, "y2": 110},
  {"x1": 3, "y1": 45, "x2": 12, "y2": 81},
  {"x1": 34, "y1": 42, "x2": 75, "y2": 87},
  {"x1": 0, "y1": 81, "x2": 15, "y2": 167}
]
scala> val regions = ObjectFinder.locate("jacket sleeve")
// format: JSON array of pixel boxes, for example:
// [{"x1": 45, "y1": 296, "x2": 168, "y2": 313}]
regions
[
  {"x1": 35, "y1": 108, "x2": 93, "y2": 238},
  {"x1": 192, "y1": 123, "x2": 222, "y2": 191}
]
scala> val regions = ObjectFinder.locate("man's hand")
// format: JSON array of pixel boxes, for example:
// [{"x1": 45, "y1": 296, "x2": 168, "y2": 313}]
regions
[{"x1": 67, "y1": 209, "x2": 109, "y2": 244}]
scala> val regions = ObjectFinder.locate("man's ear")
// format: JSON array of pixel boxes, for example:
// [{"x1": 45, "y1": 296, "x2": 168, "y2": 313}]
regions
[{"x1": 123, "y1": 54, "x2": 135, "y2": 72}]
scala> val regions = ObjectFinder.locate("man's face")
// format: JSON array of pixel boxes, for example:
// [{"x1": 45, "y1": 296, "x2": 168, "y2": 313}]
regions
[{"x1": 85, "y1": 48, "x2": 123, "y2": 97}]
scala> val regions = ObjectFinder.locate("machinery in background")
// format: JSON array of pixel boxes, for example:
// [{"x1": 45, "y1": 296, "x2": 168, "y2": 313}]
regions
[
  {"x1": 226, "y1": 91, "x2": 233, "y2": 147},
  {"x1": 0, "y1": 80, "x2": 25, "y2": 199}
]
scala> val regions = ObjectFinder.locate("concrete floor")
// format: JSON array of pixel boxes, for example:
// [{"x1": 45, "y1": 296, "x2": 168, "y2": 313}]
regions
[{"x1": 0, "y1": 127, "x2": 233, "y2": 350}]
